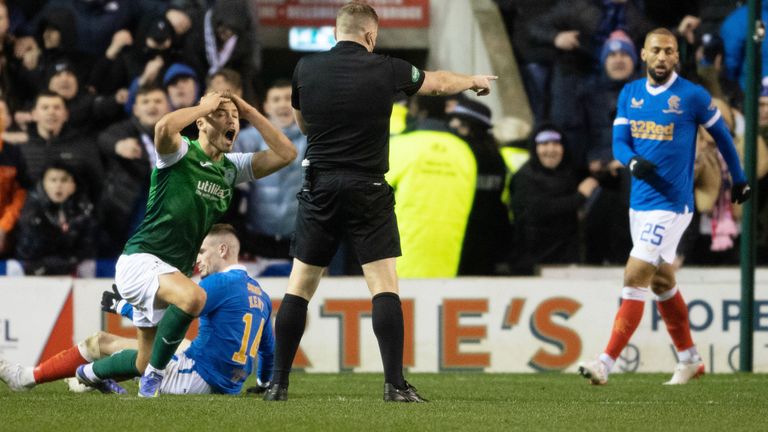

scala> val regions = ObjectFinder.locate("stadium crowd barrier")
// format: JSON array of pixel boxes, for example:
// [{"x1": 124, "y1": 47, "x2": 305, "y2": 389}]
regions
[{"x1": 1, "y1": 268, "x2": 766, "y2": 373}]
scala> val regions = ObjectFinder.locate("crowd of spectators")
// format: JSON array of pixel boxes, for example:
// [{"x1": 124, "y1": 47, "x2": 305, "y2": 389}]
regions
[
  {"x1": 0, "y1": 0, "x2": 765, "y2": 277},
  {"x1": 0, "y1": 0, "x2": 263, "y2": 276},
  {"x1": 492, "y1": 0, "x2": 768, "y2": 273}
]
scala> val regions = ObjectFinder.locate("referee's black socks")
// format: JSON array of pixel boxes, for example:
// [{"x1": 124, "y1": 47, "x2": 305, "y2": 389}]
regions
[
  {"x1": 372, "y1": 292, "x2": 407, "y2": 389},
  {"x1": 273, "y1": 293, "x2": 309, "y2": 387}
]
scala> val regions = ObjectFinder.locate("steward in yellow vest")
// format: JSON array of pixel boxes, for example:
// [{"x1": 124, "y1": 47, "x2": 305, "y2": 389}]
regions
[{"x1": 387, "y1": 97, "x2": 476, "y2": 277}]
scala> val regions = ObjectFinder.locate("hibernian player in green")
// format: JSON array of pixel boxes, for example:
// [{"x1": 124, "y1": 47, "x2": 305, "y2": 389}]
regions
[{"x1": 75, "y1": 90, "x2": 297, "y2": 397}]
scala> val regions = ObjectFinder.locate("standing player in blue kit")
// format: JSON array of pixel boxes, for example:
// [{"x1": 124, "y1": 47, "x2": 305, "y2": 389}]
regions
[{"x1": 578, "y1": 28, "x2": 751, "y2": 385}]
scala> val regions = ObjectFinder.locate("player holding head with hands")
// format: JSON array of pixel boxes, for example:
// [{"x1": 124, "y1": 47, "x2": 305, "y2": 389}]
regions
[
  {"x1": 578, "y1": 28, "x2": 750, "y2": 386},
  {"x1": 75, "y1": 88, "x2": 294, "y2": 398}
]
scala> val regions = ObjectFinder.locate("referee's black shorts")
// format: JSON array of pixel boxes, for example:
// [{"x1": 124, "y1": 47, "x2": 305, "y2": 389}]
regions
[{"x1": 290, "y1": 170, "x2": 401, "y2": 267}]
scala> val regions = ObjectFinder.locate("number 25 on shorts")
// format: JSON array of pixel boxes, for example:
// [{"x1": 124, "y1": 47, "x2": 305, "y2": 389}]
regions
[{"x1": 640, "y1": 223, "x2": 665, "y2": 246}]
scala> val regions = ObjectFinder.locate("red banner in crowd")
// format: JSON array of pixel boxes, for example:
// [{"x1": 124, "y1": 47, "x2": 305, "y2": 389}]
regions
[{"x1": 255, "y1": 0, "x2": 430, "y2": 28}]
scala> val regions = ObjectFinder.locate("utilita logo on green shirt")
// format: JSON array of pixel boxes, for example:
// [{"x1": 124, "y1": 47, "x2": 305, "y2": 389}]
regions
[{"x1": 196, "y1": 180, "x2": 230, "y2": 200}]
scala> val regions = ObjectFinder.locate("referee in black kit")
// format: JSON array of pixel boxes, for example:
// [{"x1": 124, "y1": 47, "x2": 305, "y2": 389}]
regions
[{"x1": 263, "y1": 1, "x2": 497, "y2": 402}]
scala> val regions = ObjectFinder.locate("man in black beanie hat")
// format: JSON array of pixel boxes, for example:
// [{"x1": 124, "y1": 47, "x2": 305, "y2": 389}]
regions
[{"x1": 448, "y1": 98, "x2": 512, "y2": 275}]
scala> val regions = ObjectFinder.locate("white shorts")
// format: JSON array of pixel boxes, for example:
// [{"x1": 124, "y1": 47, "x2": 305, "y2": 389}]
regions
[
  {"x1": 115, "y1": 253, "x2": 180, "y2": 327},
  {"x1": 629, "y1": 209, "x2": 693, "y2": 266},
  {"x1": 159, "y1": 351, "x2": 212, "y2": 395}
]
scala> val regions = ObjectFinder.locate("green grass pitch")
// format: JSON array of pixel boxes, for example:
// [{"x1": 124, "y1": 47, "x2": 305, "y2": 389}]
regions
[{"x1": 1, "y1": 373, "x2": 766, "y2": 431}]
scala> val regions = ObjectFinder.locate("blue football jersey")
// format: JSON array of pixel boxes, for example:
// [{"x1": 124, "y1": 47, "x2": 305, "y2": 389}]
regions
[
  {"x1": 184, "y1": 265, "x2": 275, "y2": 394},
  {"x1": 612, "y1": 72, "x2": 745, "y2": 212}
]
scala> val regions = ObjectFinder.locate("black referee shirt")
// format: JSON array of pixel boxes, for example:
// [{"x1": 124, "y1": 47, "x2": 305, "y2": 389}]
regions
[{"x1": 291, "y1": 41, "x2": 425, "y2": 174}]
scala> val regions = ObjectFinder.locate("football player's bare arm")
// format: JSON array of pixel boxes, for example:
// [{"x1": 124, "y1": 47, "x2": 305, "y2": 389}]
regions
[
  {"x1": 229, "y1": 93, "x2": 298, "y2": 179},
  {"x1": 154, "y1": 92, "x2": 226, "y2": 155}
]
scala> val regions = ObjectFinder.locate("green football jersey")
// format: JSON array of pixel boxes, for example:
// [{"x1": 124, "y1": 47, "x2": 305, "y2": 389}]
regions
[{"x1": 123, "y1": 138, "x2": 243, "y2": 275}]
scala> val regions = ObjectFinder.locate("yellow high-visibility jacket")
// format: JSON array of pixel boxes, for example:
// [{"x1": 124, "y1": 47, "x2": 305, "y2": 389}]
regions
[
  {"x1": 389, "y1": 103, "x2": 408, "y2": 136},
  {"x1": 500, "y1": 145, "x2": 530, "y2": 214},
  {"x1": 387, "y1": 127, "x2": 476, "y2": 277}
]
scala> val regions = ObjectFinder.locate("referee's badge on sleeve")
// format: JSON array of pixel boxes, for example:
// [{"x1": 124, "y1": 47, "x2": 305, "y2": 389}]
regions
[{"x1": 411, "y1": 66, "x2": 420, "y2": 83}]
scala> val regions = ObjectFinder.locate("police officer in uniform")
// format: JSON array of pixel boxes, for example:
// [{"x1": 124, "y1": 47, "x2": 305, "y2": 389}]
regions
[
  {"x1": 264, "y1": 1, "x2": 497, "y2": 402},
  {"x1": 448, "y1": 98, "x2": 512, "y2": 275}
]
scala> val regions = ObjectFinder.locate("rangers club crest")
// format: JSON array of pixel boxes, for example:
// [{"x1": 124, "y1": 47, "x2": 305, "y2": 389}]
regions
[{"x1": 662, "y1": 95, "x2": 684, "y2": 114}]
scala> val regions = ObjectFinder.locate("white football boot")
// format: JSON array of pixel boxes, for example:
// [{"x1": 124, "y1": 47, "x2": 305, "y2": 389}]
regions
[
  {"x1": 64, "y1": 377, "x2": 95, "y2": 393},
  {"x1": 664, "y1": 360, "x2": 705, "y2": 385},
  {"x1": 0, "y1": 358, "x2": 32, "y2": 391},
  {"x1": 578, "y1": 359, "x2": 609, "y2": 385}
]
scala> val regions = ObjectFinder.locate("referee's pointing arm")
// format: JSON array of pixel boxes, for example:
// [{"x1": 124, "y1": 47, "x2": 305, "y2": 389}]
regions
[{"x1": 418, "y1": 71, "x2": 498, "y2": 97}]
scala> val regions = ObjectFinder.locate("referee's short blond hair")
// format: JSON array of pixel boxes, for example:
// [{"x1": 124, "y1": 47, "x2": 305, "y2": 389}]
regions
[{"x1": 337, "y1": 2, "x2": 379, "y2": 35}]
